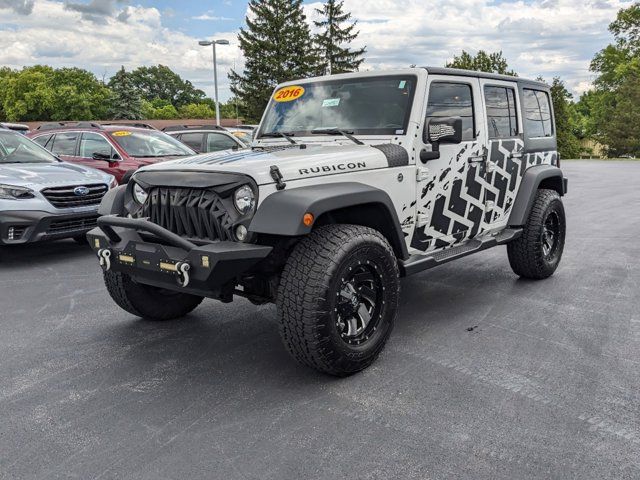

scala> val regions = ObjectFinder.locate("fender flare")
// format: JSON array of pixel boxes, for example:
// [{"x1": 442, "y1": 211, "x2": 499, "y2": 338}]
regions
[
  {"x1": 509, "y1": 165, "x2": 567, "y2": 227},
  {"x1": 98, "y1": 185, "x2": 127, "y2": 216},
  {"x1": 249, "y1": 182, "x2": 409, "y2": 259}
]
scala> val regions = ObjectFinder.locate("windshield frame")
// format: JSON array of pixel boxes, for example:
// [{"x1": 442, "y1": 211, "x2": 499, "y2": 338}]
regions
[
  {"x1": 0, "y1": 130, "x2": 60, "y2": 164},
  {"x1": 107, "y1": 130, "x2": 195, "y2": 158},
  {"x1": 257, "y1": 74, "x2": 418, "y2": 140}
]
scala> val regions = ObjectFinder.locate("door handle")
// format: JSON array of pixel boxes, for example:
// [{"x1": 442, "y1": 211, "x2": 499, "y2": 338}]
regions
[
  {"x1": 510, "y1": 152, "x2": 523, "y2": 159},
  {"x1": 468, "y1": 155, "x2": 486, "y2": 163}
]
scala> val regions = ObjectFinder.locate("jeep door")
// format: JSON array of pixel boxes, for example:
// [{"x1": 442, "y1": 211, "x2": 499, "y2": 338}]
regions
[
  {"x1": 478, "y1": 79, "x2": 524, "y2": 230},
  {"x1": 410, "y1": 76, "x2": 489, "y2": 253}
]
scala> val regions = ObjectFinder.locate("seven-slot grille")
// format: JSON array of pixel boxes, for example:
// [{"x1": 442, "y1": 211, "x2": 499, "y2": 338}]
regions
[
  {"x1": 47, "y1": 215, "x2": 98, "y2": 235},
  {"x1": 141, "y1": 187, "x2": 234, "y2": 241},
  {"x1": 41, "y1": 184, "x2": 108, "y2": 209}
]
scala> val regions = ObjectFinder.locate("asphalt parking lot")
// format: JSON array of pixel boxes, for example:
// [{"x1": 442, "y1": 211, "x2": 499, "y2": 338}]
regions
[{"x1": 1, "y1": 160, "x2": 639, "y2": 480}]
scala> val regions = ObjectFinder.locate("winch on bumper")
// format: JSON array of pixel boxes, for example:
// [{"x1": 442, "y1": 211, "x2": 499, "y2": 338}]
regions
[{"x1": 88, "y1": 215, "x2": 272, "y2": 298}]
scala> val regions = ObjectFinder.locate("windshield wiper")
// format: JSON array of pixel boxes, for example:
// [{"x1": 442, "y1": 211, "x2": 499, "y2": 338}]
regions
[
  {"x1": 260, "y1": 132, "x2": 298, "y2": 145},
  {"x1": 311, "y1": 128, "x2": 364, "y2": 145}
]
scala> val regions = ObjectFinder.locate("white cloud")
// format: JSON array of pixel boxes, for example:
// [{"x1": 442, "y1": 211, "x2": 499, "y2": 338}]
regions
[
  {"x1": 192, "y1": 10, "x2": 233, "y2": 21},
  {"x1": 0, "y1": 0, "x2": 633, "y2": 100},
  {"x1": 0, "y1": 0, "x2": 242, "y2": 100}
]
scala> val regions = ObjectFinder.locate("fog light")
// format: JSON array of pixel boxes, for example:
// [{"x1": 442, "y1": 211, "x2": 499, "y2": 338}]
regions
[
  {"x1": 235, "y1": 225, "x2": 248, "y2": 242},
  {"x1": 8, "y1": 227, "x2": 15, "y2": 240}
]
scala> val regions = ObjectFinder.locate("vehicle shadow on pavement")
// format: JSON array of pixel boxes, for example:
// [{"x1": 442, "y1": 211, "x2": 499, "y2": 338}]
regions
[{"x1": 0, "y1": 239, "x2": 94, "y2": 267}]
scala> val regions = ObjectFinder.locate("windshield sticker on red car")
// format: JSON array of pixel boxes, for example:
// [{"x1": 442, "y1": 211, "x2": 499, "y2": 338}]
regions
[
  {"x1": 112, "y1": 131, "x2": 132, "y2": 137},
  {"x1": 273, "y1": 86, "x2": 305, "y2": 102}
]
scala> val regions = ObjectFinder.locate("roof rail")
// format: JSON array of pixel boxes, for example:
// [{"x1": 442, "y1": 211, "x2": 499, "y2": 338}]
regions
[
  {"x1": 161, "y1": 124, "x2": 226, "y2": 133},
  {"x1": 101, "y1": 122, "x2": 157, "y2": 130},
  {"x1": 36, "y1": 121, "x2": 104, "y2": 131}
]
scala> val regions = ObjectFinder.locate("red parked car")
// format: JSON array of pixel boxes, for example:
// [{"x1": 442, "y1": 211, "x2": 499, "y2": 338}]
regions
[{"x1": 28, "y1": 122, "x2": 196, "y2": 184}]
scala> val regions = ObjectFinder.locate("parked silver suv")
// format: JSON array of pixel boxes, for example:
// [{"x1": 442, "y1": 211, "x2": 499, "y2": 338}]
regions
[{"x1": 0, "y1": 127, "x2": 116, "y2": 245}]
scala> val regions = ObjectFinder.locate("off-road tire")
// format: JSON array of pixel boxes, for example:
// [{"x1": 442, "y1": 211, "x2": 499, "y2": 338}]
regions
[
  {"x1": 104, "y1": 271, "x2": 203, "y2": 320},
  {"x1": 507, "y1": 188, "x2": 566, "y2": 279},
  {"x1": 277, "y1": 224, "x2": 400, "y2": 376}
]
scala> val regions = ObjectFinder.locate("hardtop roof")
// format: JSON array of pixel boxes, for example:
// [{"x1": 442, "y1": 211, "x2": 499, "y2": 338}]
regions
[{"x1": 423, "y1": 66, "x2": 549, "y2": 89}]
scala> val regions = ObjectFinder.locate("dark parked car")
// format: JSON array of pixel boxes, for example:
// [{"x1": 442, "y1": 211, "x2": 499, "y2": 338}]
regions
[
  {"x1": 163, "y1": 125, "x2": 248, "y2": 153},
  {"x1": 28, "y1": 122, "x2": 195, "y2": 184}
]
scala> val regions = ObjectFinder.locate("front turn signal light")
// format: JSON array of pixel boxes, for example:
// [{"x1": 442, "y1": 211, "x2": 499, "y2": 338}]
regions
[{"x1": 303, "y1": 213, "x2": 314, "y2": 227}]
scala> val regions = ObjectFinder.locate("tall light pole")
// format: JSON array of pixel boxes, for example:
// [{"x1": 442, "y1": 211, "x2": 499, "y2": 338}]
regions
[{"x1": 199, "y1": 39, "x2": 229, "y2": 126}]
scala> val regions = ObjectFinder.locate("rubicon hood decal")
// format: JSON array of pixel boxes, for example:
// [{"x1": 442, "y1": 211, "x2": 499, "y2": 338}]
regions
[{"x1": 140, "y1": 144, "x2": 407, "y2": 185}]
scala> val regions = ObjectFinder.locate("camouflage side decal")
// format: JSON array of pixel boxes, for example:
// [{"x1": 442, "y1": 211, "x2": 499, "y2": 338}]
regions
[{"x1": 410, "y1": 139, "x2": 557, "y2": 254}]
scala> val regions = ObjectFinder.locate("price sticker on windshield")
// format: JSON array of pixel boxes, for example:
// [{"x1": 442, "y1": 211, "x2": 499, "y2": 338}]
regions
[
  {"x1": 273, "y1": 85, "x2": 305, "y2": 103},
  {"x1": 112, "y1": 131, "x2": 132, "y2": 137}
]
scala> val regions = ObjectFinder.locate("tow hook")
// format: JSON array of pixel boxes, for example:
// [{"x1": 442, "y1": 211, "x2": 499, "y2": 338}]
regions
[
  {"x1": 98, "y1": 249, "x2": 112, "y2": 271},
  {"x1": 176, "y1": 262, "x2": 191, "y2": 288}
]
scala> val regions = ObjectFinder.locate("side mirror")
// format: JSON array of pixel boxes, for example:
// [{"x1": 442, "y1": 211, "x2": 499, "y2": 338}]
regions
[
  {"x1": 92, "y1": 152, "x2": 111, "y2": 161},
  {"x1": 425, "y1": 117, "x2": 463, "y2": 145}
]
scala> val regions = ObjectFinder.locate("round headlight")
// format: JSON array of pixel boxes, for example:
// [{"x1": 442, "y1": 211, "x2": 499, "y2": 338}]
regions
[
  {"x1": 234, "y1": 185, "x2": 255, "y2": 215},
  {"x1": 132, "y1": 183, "x2": 148, "y2": 204}
]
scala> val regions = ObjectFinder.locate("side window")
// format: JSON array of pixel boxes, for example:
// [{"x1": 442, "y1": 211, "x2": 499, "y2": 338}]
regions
[
  {"x1": 178, "y1": 133, "x2": 204, "y2": 152},
  {"x1": 426, "y1": 82, "x2": 475, "y2": 141},
  {"x1": 207, "y1": 133, "x2": 239, "y2": 152},
  {"x1": 51, "y1": 132, "x2": 79, "y2": 156},
  {"x1": 79, "y1": 133, "x2": 114, "y2": 158},
  {"x1": 524, "y1": 89, "x2": 554, "y2": 138},
  {"x1": 33, "y1": 134, "x2": 53, "y2": 149},
  {"x1": 484, "y1": 86, "x2": 518, "y2": 139}
]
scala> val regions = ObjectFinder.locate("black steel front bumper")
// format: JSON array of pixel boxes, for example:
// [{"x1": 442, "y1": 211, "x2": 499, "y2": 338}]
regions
[{"x1": 88, "y1": 216, "x2": 272, "y2": 298}]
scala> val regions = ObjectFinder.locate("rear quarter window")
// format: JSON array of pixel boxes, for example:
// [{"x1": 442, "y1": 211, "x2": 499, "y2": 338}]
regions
[{"x1": 524, "y1": 89, "x2": 554, "y2": 138}]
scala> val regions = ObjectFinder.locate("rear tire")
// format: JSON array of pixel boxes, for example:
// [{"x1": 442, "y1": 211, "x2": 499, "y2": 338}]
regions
[
  {"x1": 277, "y1": 224, "x2": 400, "y2": 376},
  {"x1": 104, "y1": 271, "x2": 203, "y2": 320},
  {"x1": 507, "y1": 188, "x2": 566, "y2": 279}
]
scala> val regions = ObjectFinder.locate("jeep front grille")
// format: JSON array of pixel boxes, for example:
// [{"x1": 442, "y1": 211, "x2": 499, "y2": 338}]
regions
[
  {"x1": 41, "y1": 184, "x2": 108, "y2": 209},
  {"x1": 141, "y1": 187, "x2": 234, "y2": 241}
]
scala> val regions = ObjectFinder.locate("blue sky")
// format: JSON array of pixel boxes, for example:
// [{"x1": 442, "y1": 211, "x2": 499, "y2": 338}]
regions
[{"x1": 0, "y1": 0, "x2": 634, "y2": 101}]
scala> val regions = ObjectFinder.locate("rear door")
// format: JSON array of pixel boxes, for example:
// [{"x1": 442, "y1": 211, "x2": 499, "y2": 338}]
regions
[
  {"x1": 479, "y1": 80, "x2": 524, "y2": 230},
  {"x1": 176, "y1": 132, "x2": 205, "y2": 153},
  {"x1": 49, "y1": 131, "x2": 81, "y2": 164},
  {"x1": 410, "y1": 76, "x2": 489, "y2": 253}
]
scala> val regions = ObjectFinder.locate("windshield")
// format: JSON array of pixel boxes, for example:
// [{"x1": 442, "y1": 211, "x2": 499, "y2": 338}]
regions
[
  {"x1": 0, "y1": 131, "x2": 58, "y2": 164},
  {"x1": 259, "y1": 75, "x2": 417, "y2": 138},
  {"x1": 108, "y1": 130, "x2": 195, "y2": 157}
]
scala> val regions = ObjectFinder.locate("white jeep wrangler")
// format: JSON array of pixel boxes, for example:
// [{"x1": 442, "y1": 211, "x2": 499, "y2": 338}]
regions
[{"x1": 90, "y1": 67, "x2": 567, "y2": 376}]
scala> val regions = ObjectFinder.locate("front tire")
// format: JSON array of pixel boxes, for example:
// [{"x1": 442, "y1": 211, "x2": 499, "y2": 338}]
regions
[
  {"x1": 277, "y1": 224, "x2": 400, "y2": 376},
  {"x1": 104, "y1": 271, "x2": 203, "y2": 320},
  {"x1": 507, "y1": 188, "x2": 566, "y2": 279}
]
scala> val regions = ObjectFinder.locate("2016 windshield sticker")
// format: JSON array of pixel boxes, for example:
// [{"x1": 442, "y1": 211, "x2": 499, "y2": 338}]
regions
[
  {"x1": 112, "y1": 131, "x2": 132, "y2": 137},
  {"x1": 274, "y1": 86, "x2": 305, "y2": 102},
  {"x1": 322, "y1": 98, "x2": 340, "y2": 108}
]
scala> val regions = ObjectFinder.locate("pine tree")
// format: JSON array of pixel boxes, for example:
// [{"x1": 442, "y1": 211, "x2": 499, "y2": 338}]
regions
[
  {"x1": 313, "y1": 0, "x2": 366, "y2": 75},
  {"x1": 107, "y1": 66, "x2": 143, "y2": 120},
  {"x1": 229, "y1": 0, "x2": 317, "y2": 123}
]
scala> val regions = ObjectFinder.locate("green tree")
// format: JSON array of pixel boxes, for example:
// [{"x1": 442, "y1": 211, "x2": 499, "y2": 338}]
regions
[
  {"x1": 447, "y1": 50, "x2": 517, "y2": 76},
  {"x1": 590, "y1": 2, "x2": 640, "y2": 155},
  {"x1": 548, "y1": 77, "x2": 581, "y2": 159},
  {"x1": 141, "y1": 99, "x2": 180, "y2": 119},
  {"x1": 600, "y1": 72, "x2": 640, "y2": 156},
  {"x1": 229, "y1": 0, "x2": 318, "y2": 122},
  {"x1": 313, "y1": 0, "x2": 366, "y2": 75},
  {"x1": 0, "y1": 66, "x2": 109, "y2": 121},
  {"x1": 107, "y1": 66, "x2": 143, "y2": 120},
  {"x1": 178, "y1": 103, "x2": 215, "y2": 119},
  {"x1": 128, "y1": 65, "x2": 206, "y2": 107}
]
